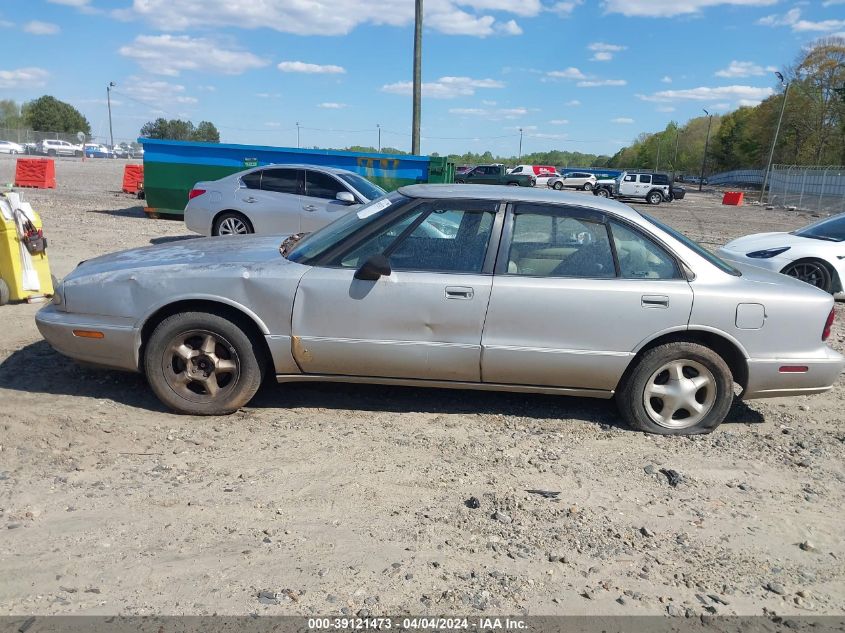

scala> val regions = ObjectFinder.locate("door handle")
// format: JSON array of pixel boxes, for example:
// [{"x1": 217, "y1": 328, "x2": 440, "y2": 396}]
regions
[
  {"x1": 303, "y1": 205, "x2": 317, "y2": 212},
  {"x1": 243, "y1": 196, "x2": 257, "y2": 203},
  {"x1": 445, "y1": 286, "x2": 474, "y2": 300},
  {"x1": 641, "y1": 295, "x2": 669, "y2": 308}
]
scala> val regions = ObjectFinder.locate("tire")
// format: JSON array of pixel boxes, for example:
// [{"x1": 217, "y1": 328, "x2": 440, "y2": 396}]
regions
[
  {"x1": 74, "y1": 150, "x2": 83, "y2": 157},
  {"x1": 553, "y1": 181, "x2": 564, "y2": 190},
  {"x1": 455, "y1": 179, "x2": 466, "y2": 184},
  {"x1": 616, "y1": 342, "x2": 733, "y2": 435},
  {"x1": 781, "y1": 259, "x2": 833, "y2": 294},
  {"x1": 583, "y1": 182, "x2": 593, "y2": 191},
  {"x1": 595, "y1": 188, "x2": 610, "y2": 198},
  {"x1": 646, "y1": 191, "x2": 663, "y2": 205},
  {"x1": 0, "y1": 278, "x2": 9, "y2": 306},
  {"x1": 47, "y1": 149, "x2": 57, "y2": 157},
  {"x1": 144, "y1": 311, "x2": 265, "y2": 415},
  {"x1": 213, "y1": 212, "x2": 253, "y2": 236},
  {"x1": 507, "y1": 182, "x2": 520, "y2": 186}
]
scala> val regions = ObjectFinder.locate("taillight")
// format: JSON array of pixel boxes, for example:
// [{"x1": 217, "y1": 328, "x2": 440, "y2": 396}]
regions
[
  {"x1": 822, "y1": 308, "x2": 835, "y2": 341},
  {"x1": 188, "y1": 188, "x2": 206, "y2": 200}
]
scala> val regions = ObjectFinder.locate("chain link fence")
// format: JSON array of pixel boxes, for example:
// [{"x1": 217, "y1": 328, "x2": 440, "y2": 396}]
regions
[
  {"x1": 0, "y1": 128, "x2": 141, "y2": 149},
  {"x1": 765, "y1": 165, "x2": 845, "y2": 214}
]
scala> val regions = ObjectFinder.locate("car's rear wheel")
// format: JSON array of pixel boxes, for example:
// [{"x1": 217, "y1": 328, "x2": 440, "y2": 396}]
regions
[
  {"x1": 455, "y1": 179, "x2": 466, "y2": 184},
  {"x1": 47, "y1": 149, "x2": 56, "y2": 157},
  {"x1": 213, "y1": 212, "x2": 253, "y2": 236},
  {"x1": 595, "y1": 188, "x2": 610, "y2": 198},
  {"x1": 144, "y1": 312, "x2": 264, "y2": 415},
  {"x1": 647, "y1": 191, "x2": 663, "y2": 205},
  {"x1": 553, "y1": 181, "x2": 564, "y2": 190},
  {"x1": 583, "y1": 182, "x2": 593, "y2": 191},
  {"x1": 781, "y1": 259, "x2": 833, "y2": 293},
  {"x1": 507, "y1": 182, "x2": 520, "y2": 186},
  {"x1": 616, "y1": 342, "x2": 733, "y2": 435}
]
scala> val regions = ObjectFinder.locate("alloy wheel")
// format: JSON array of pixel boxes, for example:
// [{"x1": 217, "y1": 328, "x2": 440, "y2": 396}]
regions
[
  {"x1": 782, "y1": 261, "x2": 830, "y2": 291},
  {"x1": 218, "y1": 216, "x2": 249, "y2": 235},
  {"x1": 162, "y1": 329, "x2": 241, "y2": 403},
  {"x1": 643, "y1": 359, "x2": 717, "y2": 429}
]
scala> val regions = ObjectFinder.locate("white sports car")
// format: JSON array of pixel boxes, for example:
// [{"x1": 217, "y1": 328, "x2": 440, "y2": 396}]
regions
[{"x1": 717, "y1": 212, "x2": 845, "y2": 298}]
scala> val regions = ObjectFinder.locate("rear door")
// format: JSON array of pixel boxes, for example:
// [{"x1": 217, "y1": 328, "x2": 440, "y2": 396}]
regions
[
  {"x1": 481, "y1": 203, "x2": 693, "y2": 391},
  {"x1": 242, "y1": 167, "x2": 303, "y2": 233},
  {"x1": 301, "y1": 170, "x2": 360, "y2": 232}
]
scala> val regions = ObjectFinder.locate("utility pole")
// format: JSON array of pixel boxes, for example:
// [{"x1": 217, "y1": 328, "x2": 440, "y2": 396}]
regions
[
  {"x1": 699, "y1": 109, "x2": 713, "y2": 192},
  {"x1": 760, "y1": 72, "x2": 790, "y2": 203},
  {"x1": 518, "y1": 127, "x2": 523, "y2": 160},
  {"x1": 411, "y1": 0, "x2": 422, "y2": 155},
  {"x1": 296, "y1": 122, "x2": 300, "y2": 148},
  {"x1": 672, "y1": 127, "x2": 680, "y2": 180},
  {"x1": 655, "y1": 138, "x2": 661, "y2": 172},
  {"x1": 107, "y1": 81, "x2": 116, "y2": 149},
  {"x1": 377, "y1": 123, "x2": 381, "y2": 152}
]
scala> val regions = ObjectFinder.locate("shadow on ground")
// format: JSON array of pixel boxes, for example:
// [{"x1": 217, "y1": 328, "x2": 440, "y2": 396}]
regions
[
  {"x1": 87, "y1": 206, "x2": 146, "y2": 219},
  {"x1": 0, "y1": 341, "x2": 766, "y2": 430}
]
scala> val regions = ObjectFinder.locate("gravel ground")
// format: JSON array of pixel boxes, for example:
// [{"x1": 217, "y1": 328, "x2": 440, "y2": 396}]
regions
[{"x1": 0, "y1": 155, "x2": 843, "y2": 617}]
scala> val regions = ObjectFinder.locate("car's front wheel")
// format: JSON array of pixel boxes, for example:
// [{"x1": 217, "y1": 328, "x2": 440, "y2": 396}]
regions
[
  {"x1": 616, "y1": 342, "x2": 733, "y2": 435},
  {"x1": 595, "y1": 188, "x2": 610, "y2": 198},
  {"x1": 647, "y1": 191, "x2": 663, "y2": 205},
  {"x1": 144, "y1": 311, "x2": 265, "y2": 415},
  {"x1": 213, "y1": 212, "x2": 253, "y2": 236},
  {"x1": 781, "y1": 259, "x2": 833, "y2": 294},
  {"x1": 553, "y1": 181, "x2": 564, "y2": 190}
]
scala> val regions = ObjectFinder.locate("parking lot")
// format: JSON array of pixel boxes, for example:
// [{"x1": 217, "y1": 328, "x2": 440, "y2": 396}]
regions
[{"x1": 0, "y1": 154, "x2": 843, "y2": 616}]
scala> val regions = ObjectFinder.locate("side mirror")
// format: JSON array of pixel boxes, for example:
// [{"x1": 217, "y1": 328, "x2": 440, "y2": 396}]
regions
[
  {"x1": 354, "y1": 254, "x2": 391, "y2": 281},
  {"x1": 336, "y1": 191, "x2": 356, "y2": 205}
]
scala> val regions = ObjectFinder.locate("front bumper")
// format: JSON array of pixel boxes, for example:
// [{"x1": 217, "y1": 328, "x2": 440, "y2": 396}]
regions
[
  {"x1": 35, "y1": 304, "x2": 140, "y2": 372},
  {"x1": 743, "y1": 345, "x2": 845, "y2": 399}
]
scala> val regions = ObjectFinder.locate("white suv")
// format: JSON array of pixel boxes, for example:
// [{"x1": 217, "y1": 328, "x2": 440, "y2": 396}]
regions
[
  {"x1": 37, "y1": 139, "x2": 83, "y2": 157},
  {"x1": 547, "y1": 171, "x2": 598, "y2": 191}
]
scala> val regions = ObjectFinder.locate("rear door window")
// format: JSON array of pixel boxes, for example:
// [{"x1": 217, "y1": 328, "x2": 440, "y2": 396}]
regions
[
  {"x1": 639, "y1": 175, "x2": 652, "y2": 184},
  {"x1": 261, "y1": 168, "x2": 300, "y2": 195},
  {"x1": 241, "y1": 171, "x2": 262, "y2": 189}
]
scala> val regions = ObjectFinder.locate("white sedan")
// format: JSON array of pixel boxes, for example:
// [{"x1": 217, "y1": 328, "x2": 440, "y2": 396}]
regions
[
  {"x1": 0, "y1": 140, "x2": 24, "y2": 154},
  {"x1": 717, "y1": 212, "x2": 845, "y2": 298}
]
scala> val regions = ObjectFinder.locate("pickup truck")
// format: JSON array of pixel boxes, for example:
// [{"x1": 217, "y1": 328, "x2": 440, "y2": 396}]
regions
[
  {"x1": 593, "y1": 171, "x2": 678, "y2": 205},
  {"x1": 455, "y1": 164, "x2": 536, "y2": 187}
]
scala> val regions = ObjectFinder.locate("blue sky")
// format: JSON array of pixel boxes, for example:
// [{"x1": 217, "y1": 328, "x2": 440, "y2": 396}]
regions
[{"x1": 1, "y1": 0, "x2": 843, "y2": 156}]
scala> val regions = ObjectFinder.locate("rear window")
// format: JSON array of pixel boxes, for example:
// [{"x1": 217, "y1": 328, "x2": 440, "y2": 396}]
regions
[{"x1": 639, "y1": 212, "x2": 741, "y2": 276}]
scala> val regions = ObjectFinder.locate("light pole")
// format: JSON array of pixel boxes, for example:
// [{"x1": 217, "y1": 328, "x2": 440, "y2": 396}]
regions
[
  {"x1": 699, "y1": 108, "x2": 713, "y2": 192},
  {"x1": 107, "y1": 81, "x2": 116, "y2": 149},
  {"x1": 655, "y1": 136, "x2": 661, "y2": 172},
  {"x1": 296, "y1": 122, "x2": 300, "y2": 148},
  {"x1": 671, "y1": 126, "x2": 681, "y2": 180},
  {"x1": 518, "y1": 127, "x2": 523, "y2": 160},
  {"x1": 759, "y1": 72, "x2": 790, "y2": 203},
  {"x1": 377, "y1": 123, "x2": 381, "y2": 152},
  {"x1": 411, "y1": 0, "x2": 422, "y2": 155}
]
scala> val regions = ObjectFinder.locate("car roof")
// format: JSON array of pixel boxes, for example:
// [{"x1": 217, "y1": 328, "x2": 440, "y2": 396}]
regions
[
  {"x1": 397, "y1": 184, "x2": 642, "y2": 220},
  {"x1": 244, "y1": 163, "x2": 360, "y2": 176}
]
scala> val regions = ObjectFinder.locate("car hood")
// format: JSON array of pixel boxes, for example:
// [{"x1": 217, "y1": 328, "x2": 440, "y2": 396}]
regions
[
  {"x1": 66, "y1": 234, "x2": 290, "y2": 281},
  {"x1": 721, "y1": 231, "x2": 793, "y2": 253}
]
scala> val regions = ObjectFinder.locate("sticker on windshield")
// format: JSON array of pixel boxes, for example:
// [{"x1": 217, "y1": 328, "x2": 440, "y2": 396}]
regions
[{"x1": 357, "y1": 197, "x2": 392, "y2": 219}]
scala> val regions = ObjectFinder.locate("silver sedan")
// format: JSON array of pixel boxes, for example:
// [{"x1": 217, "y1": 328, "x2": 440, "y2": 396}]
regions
[{"x1": 37, "y1": 185, "x2": 843, "y2": 435}]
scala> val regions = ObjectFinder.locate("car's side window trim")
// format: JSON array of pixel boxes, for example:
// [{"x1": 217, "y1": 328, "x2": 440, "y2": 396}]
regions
[{"x1": 607, "y1": 216, "x2": 690, "y2": 281}]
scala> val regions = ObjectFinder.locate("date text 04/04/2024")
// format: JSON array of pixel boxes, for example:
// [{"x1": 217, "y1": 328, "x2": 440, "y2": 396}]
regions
[{"x1": 307, "y1": 618, "x2": 528, "y2": 630}]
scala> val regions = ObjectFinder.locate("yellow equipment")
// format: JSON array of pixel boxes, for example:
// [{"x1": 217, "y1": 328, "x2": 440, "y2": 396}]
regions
[{"x1": 0, "y1": 191, "x2": 54, "y2": 305}]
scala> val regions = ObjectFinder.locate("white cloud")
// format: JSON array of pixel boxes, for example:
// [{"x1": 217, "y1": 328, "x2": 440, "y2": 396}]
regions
[
  {"x1": 661, "y1": 75, "x2": 673, "y2": 83},
  {"x1": 449, "y1": 106, "x2": 527, "y2": 119},
  {"x1": 549, "y1": 119, "x2": 570, "y2": 124},
  {"x1": 588, "y1": 42, "x2": 626, "y2": 61},
  {"x1": 318, "y1": 102, "x2": 347, "y2": 109},
  {"x1": 23, "y1": 21, "x2": 60, "y2": 35},
  {"x1": 715, "y1": 60, "x2": 777, "y2": 78},
  {"x1": 0, "y1": 19, "x2": 13, "y2": 28},
  {"x1": 549, "y1": 1, "x2": 582, "y2": 15},
  {"x1": 0, "y1": 67, "x2": 49, "y2": 89},
  {"x1": 122, "y1": 76, "x2": 198, "y2": 106},
  {"x1": 47, "y1": 0, "x2": 98, "y2": 12},
  {"x1": 638, "y1": 84, "x2": 773, "y2": 103},
  {"x1": 758, "y1": 8, "x2": 845, "y2": 32},
  {"x1": 118, "y1": 0, "x2": 528, "y2": 38},
  {"x1": 603, "y1": 0, "x2": 777, "y2": 18},
  {"x1": 656, "y1": 105, "x2": 676, "y2": 112},
  {"x1": 481, "y1": 99, "x2": 497, "y2": 106},
  {"x1": 565, "y1": 99, "x2": 581, "y2": 106},
  {"x1": 278, "y1": 61, "x2": 346, "y2": 74},
  {"x1": 611, "y1": 117, "x2": 634, "y2": 123},
  {"x1": 382, "y1": 76, "x2": 504, "y2": 99},
  {"x1": 737, "y1": 98, "x2": 764, "y2": 107},
  {"x1": 120, "y1": 34, "x2": 267, "y2": 76},
  {"x1": 546, "y1": 67, "x2": 587, "y2": 80},
  {"x1": 577, "y1": 79, "x2": 627, "y2": 87},
  {"x1": 497, "y1": 19, "x2": 523, "y2": 35}
]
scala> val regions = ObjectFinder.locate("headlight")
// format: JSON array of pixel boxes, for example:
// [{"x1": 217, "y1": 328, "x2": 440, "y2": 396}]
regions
[{"x1": 746, "y1": 246, "x2": 791, "y2": 259}]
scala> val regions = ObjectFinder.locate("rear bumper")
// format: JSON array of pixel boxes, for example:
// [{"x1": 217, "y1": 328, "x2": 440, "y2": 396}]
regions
[
  {"x1": 35, "y1": 304, "x2": 140, "y2": 372},
  {"x1": 743, "y1": 347, "x2": 845, "y2": 399}
]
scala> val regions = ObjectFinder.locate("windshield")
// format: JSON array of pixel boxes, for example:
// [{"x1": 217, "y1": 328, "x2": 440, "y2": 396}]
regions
[
  {"x1": 639, "y1": 212, "x2": 741, "y2": 276},
  {"x1": 286, "y1": 191, "x2": 408, "y2": 264},
  {"x1": 792, "y1": 213, "x2": 845, "y2": 242},
  {"x1": 337, "y1": 173, "x2": 387, "y2": 202}
]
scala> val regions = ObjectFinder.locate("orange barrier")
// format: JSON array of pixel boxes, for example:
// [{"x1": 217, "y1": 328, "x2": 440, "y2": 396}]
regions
[
  {"x1": 14, "y1": 159, "x2": 56, "y2": 189},
  {"x1": 122, "y1": 164, "x2": 144, "y2": 194},
  {"x1": 722, "y1": 191, "x2": 744, "y2": 206}
]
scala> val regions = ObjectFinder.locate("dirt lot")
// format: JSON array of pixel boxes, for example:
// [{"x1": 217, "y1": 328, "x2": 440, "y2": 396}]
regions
[{"x1": 0, "y1": 155, "x2": 843, "y2": 617}]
